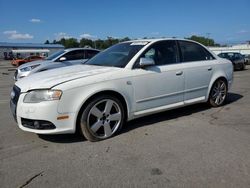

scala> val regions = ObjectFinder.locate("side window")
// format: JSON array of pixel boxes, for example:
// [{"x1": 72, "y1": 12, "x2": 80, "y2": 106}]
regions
[
  {"x1": 85, "y1": 50, "x2": 99, "y2": 59},
  {"x1": 179, "y1": 41, "x2": 214, "y2": 62},
  {"x1": 64, "y1": 50, "x2": 84, "y2": 60},
  {"x1": 144, "y1": 49, "x2": 156, "y2": 59},
  {"x1": 141, "y1": 41, "x2": 178, "y2": 66}
]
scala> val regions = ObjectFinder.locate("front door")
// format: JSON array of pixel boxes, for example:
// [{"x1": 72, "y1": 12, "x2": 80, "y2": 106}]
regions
[{"x1": 131, "y1": 40, "x2": 184, "y2": 113}]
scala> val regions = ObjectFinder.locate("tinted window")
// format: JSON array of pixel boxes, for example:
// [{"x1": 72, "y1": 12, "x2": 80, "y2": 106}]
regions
[
  {"x1": 234, "y1": 53, "x2": 243, "y2": 60},
  {"x1": 179, "y1": 41, "x2": 214, "y2": 62},
  {"x1": 219, "y1": 53, "x2": 243, "y2": 60},
  {"x1": 140, "y1": 41, "x2": 178, "y2": 66},
  {"x1": 85, "y1": 50, "x2": 99, "y2": 59},
  {"x1": 64, "y1": 50, "x2": 84, "y2": 60},
  {"x1": 46, "y1": 50, "x2": 65, "y2": 60}
]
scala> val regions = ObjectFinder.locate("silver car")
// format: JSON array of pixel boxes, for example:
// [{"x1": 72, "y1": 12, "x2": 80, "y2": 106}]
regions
[{"x1": 14, "y1": 48, "x2": 100, "y2": 80}]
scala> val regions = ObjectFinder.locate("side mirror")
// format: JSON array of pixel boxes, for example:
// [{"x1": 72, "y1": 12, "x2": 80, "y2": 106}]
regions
[
  {"x1": 59, "y1": 57, "x2": 66, "y2": 61},
  {"x1": 139, "y1": 57, "x2": 155, "y2": 67}
]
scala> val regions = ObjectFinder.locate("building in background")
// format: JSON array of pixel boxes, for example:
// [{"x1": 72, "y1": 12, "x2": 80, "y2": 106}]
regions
[
  {"x1": 209, "y1": 42, "x2": 250, "y2": 55},
  {"x1": 0, "y1": 42, "x2": 64, "y2": 60}
]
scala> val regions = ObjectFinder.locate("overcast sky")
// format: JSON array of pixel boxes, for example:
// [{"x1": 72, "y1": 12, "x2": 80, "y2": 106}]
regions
[{"x1": 0, "y1": 0, "x2": 250, "y2": 44}]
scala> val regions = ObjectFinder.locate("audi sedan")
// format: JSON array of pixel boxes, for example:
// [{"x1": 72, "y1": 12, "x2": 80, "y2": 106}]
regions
[{"x1": 10, "y1": 39, "x2": 233, "y2": 141}]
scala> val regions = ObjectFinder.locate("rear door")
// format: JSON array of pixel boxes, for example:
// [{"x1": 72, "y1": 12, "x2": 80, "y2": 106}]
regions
[{"x1": 178, "y1": 40, "x2": 216, "y2": 104}]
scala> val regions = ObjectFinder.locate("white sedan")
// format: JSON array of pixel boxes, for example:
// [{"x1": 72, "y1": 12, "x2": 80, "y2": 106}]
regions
[{"x1": 10, "y1": 39, "x2": 233, "y2": 141}]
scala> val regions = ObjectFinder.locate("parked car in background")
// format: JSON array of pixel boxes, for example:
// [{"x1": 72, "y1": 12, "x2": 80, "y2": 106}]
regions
[
  {"x1": 218, "y1": 52, "x2": 246, "y2": 70},
  {"x1": 11, "y1": 55, "x2": 44, "y2": 67},
  {"x1": 14, "y1": 48, "x2": 100, "y2": 81},
  {"x1": 10, "y1": 39, "x2": 233, "y2": 141},
  {"x1": 243, "y1": 54, "x2": 250, "y2": 65}
]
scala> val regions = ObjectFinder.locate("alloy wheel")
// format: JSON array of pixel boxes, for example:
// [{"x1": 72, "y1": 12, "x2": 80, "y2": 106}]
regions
[
  {"x1": 210, "y1": 80, "x2": 227, "y2": 106},
  {"x1": 86, "y1": 99, "x2": 122, "y2": 139}
]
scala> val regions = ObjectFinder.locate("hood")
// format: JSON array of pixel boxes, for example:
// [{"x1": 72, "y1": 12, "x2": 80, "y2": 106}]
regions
[
  {"x1": 18, "y1": 60, "x2": 51, "y2": 69},
  {"x1": 15, "y1": 65, "x2": 120, "y2": 92}
]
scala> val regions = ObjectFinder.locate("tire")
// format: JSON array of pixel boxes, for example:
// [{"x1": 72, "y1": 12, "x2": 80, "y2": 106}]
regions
[
  {"x1": 241, "y1": 63, "x2": 246, "y2": 70},
  {"x1": 78, "y1": 95, "x2": 125, "y2": 142},
  {"x1": 208, "y1": 79, "x2": 228, "y2": 107}
]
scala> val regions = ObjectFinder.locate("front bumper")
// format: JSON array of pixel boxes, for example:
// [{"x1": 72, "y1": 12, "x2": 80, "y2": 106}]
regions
[{"x1": 11, "y1": 91, "x2": 77, "y2": 134}]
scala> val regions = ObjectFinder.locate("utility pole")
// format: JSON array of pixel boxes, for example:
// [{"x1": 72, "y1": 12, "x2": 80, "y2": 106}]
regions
[{"x1": 206, "y1": 33, "x2": 211, "y2": 46}]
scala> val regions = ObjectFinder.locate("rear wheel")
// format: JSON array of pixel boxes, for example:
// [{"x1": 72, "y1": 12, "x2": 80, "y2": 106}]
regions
[
  {"x1": 209, "y1": 79, "x2": 228, "y2": 107},
  {"x1": 79, "y1": 95, "x2": 125, "y2": 142},
  {"x1": 241, "y1": 63, "x2": 246, "y2": 70}
]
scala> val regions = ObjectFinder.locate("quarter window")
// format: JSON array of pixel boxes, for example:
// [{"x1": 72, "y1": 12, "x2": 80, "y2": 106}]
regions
[
  {"x1": 179, "y1": 41, "x2": 214, "y2": 62},
  {"x1": 85, "y1": 50, "x2": 99, "y2": 59}
]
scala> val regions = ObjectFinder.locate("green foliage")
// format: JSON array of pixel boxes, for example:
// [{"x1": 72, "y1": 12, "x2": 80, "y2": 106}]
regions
[
  {"x1": 47, "y1": 35, "x2": 221, "y2": 49},
  {"x1": 186, "y1": 35, "x2": 219, "y2": 46},
  {"x1": 62, "y1": 38, "x2": 79, "y2": 48},
  {"x1": 50, "y1": 37, "x2": 131, "y2": 49},
  {"x1": 79, "y1": 38, "x2": 94, "y2": 48}
]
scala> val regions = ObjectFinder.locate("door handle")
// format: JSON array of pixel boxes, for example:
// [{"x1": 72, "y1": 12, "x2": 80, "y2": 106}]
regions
[
  {"x1": 176, "y1": 71, "x2": 183, "y2": 76},
  {"x1": 208, "y1": 67, "x2": 212, "y2": 71}
]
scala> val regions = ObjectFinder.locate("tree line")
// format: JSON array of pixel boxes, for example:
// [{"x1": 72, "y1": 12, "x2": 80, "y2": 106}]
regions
[
  {"x1": 45, "y1": 35, "x2": 221, "y2": 49},
  {"x1": 45, "y1": 37, "x2": 131, "y2": 49}
]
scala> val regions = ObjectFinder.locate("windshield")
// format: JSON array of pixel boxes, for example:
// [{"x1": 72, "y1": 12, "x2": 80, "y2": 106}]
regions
[
  {"x1": 46, "y1": 50, "x2": 65, "y2": 60},
  {"x1": 85, "y1": 42, "x2": 145, "y2": 68}
]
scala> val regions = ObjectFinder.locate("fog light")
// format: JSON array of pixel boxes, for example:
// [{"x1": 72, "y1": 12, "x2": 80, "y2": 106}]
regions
[{"x1": 21, "y1": 118, "x2": 56, "y2": 130}]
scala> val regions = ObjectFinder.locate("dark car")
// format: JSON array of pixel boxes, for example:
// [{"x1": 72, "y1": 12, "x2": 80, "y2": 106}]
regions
[
  {"x1": 218, "y1": 52, "x2": 246, "y2": 70},
  {"x1": 243, "y1": 54, "x2": 250, "y2": 65}
]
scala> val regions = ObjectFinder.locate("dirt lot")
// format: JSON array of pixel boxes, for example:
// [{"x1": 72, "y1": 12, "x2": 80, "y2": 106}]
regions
[{"x1": 0, "y1": 60, "x2": 250, "y2": 188}]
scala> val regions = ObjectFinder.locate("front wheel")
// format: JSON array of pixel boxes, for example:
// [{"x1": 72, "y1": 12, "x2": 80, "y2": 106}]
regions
[
  {"x1": 79, "y1": 95, "x2": 125, "y2": 142},
  {"x1": 208, "y1": 79, "x2": 228, "y2": 107}
]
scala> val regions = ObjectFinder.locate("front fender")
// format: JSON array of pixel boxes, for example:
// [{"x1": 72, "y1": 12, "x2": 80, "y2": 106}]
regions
[{"x1": 55, "y1": 79, "x2": 134, "y2": 125}]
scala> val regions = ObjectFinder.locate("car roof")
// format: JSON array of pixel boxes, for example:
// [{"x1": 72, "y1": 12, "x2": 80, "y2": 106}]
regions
[
  {"x1": 64, "y1": 48, "x2": 100, "y2": 52},
  {"x1": 122, "y1": 38, "x2": 197, "y2": 43}
]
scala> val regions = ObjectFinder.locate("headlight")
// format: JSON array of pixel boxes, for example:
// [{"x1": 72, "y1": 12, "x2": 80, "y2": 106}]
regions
[
  {"x1": 20, "y1": 64, "x2": 40, "y2": 72},
  {"x1": 23, "y1": 90, "x2": 62, "y2": 103}
]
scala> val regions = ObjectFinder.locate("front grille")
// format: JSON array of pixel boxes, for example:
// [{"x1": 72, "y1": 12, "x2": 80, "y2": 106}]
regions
[
  {"x1": 11, "y1": 85, "x2": 21, "y2": 105},
  {"x1": 14, "y1": 70, "x2": 18, "y2": 80},
  {"x1": 10, "y1": 85, "x2": 21, "y2": 121}
]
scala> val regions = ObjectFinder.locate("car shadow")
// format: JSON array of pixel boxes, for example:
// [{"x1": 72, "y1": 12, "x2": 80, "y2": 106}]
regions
[
  {"x1": 225, "y1": 92, "x2": 243, "y2": 104},
  {"x1": 38, "y1": 92, "x2": 243, "y2": 143},
  {"x1": 38, "y1": 133, "x2": 86, "y2": 143},
  {"x1": 121, "y1": 92, "x2": 243, "y2": 134}
]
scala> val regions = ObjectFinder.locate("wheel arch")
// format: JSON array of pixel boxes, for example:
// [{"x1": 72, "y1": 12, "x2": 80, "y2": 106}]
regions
[
  {"x1": 206, "y1": 75, "x2": 228, "y2": 101},
  {"x1": 75, "y1": 90, "x2": 129, "y2": 131}
]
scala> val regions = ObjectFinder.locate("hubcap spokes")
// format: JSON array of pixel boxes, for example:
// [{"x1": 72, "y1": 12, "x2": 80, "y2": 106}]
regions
[
  {"x1": 212, "y1": 81, "x2": 226, "y2": 105},
  {"x1": 87, "y1": 99, "x2": 121, "y2": 138}
]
